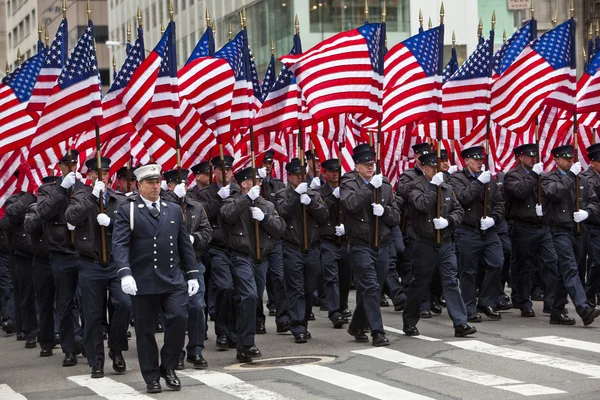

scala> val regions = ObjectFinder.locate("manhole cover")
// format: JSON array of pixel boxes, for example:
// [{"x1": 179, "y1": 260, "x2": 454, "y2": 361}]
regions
[{"x1": 225, "y1": 355, "x2": 336, "y2": 371}]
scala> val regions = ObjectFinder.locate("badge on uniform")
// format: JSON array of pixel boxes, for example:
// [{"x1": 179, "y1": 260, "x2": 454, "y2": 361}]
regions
[
  {"x1": 138, "y1": 204, "x2": 144, "y2": 208},
  {"x1": 171, "y1": 221, "x2": 175, "y2": 223},
  {"x1": 161, "y1": 202, "x2": 167, "y2": 207}
]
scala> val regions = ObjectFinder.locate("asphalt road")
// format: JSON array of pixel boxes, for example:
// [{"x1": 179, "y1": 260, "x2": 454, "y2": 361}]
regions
[{"x1": 2, "y1": 296, "x2": 600, "y2": 400}]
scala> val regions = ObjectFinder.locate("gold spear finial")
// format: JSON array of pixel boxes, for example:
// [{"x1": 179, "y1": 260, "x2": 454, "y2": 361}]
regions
[
  {"x1": 137, "y1": 6, "x2": 143, "y2": 27},
  {"x1": 239, "y1": 11, "x2": 244, "y2": 30},
  {"x1": 569, "y1": 0, "x2": 574, "y2": 19},
  {"x1": 419, "y1": 9, "x2": 423, "y2": 29},
  {"x1": 364, "y1": 0, "x2": 369, "y2": 23},
  {"x1": 93, "y1": 37, "x2": 97, "y2": 51},
  {"x1": 5, "y1": 61, "x2": 9, "y2": 75},
  {"x1": 38, "y1": 23, "x2": 42, "y2": 41},
  {"x1": 503, "y1": 30, "x2": 507, "y2": 43},
  {"x1": 169, "y1": 0, "x2": 174, "y2": 22},
  {"x1": 160, "y1": 22, "x2": 165, "y2": 35},
  {"x1": 206, "y1": 8, "x2": 210, "y2": 27},
  {"x1": 126, "y1": 21, "x2": 131, "y2": 43},
  {"x1": 112, "y1": 54, "x2": 116, "y2": 69},
  {"x1": 440, "y1": 2, "x2": 445, "y2": 24},
  {"x1": 16, "y1": 49, "x2": 21, "y2": 66},
  {"x1": 530, "y1": 0, "x2": 534, "y2": 19},
  {"x1": 271, "y1": 37, "x2": 274, "y2": 56},
  {"x1": 62, "y1": 0, "x2": 67, "y2": 18},
  {"x1": 591, "y1": 23, "x2": 594, "y2": 40},
  {"x1": 583, "y1": 47, "x2": 587, "y2": 63},
  {"x1": 428, "y1": 17, "x2": 432, "y2": 30},
  {"x1": 228, "y1": 21, "x2": 232, "y2": 41},
  {"x1": 382, "y1": 2, "x2": 386, "y2": 23},
  {"x1": 212, "y1": 21, "x2": 216, "y2": 39},
  {"x1": 87, "y1": 0, "x2": 91, "y2": 20},
  {"x1": 491, "y1": 10, "x2": 496, "y2": 31},
  {"x1": 45, "y1": 27, "x2": 49, "y2": 47},
  {"x1": 242, "y1": 7, "x2": 247, "y2": 29},
  {"x1": 552, "y1": 9, "x2": 557, "y2": 27},
  {"x1": 478, "y1": 18, "x2": 483, "y2": 39},
  {"x1": 452, "y1": 31, "x2": 456, "y2": 47},
  {"x1": 295, "y1": 14, "x2": 300, "y2": 35}
]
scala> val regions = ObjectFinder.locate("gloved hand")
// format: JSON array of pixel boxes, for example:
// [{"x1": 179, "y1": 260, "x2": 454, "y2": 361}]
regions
[
  {"x1": 67, "y1": 223, "x2": 76, "y2": 231},
  {"x1": 96, "y1": 213, "x2": 110, "y2": 227},
  {"x1": 478, "y1": 171, "x2": 492, "y2": 184},
  {"x1": 294, "y1": 182, "x2": 308, "y2": 195},
  {"x1": 60, "y1": 172, "x2": 76, "y2": 189},
  {"x1": 370, "y1": 174, "x2": 383, "y2": 189},
  {"x1": 431, "y1": 172, "x2": 444, "y2": 186},
  {"x1": 217, "y1": 185, "x2": 230, "y2": 199},
  {"x1": 310, "y1": 177, "x2": 321, "y2": 189},
  {"x1": 251, "y1": 207, "x2": 265, "y2": 221},
  {"x1": 92, "y1": 180, "x2": 105, "y2": 198},
  {"x1": 248, "y1": 185, "x2": 261, "y2": 201},
  {"x1": 480, "y1": 216, "x2": 495, "y2": 231},
  {"x1": 332, "y1": 187, "x2": 340, "y2": 199},
  {"x1": 189, "y1": 235, "x2": 195, "y2": 244},
  {"x1": 433, "y1": 217, "x2": 448, "y2": 230},
  {"x1": 372, "y1": 203, "x2": 384, "y2": 216},
  {"x1": 160, "y1": 180, "x2": 168, "y2": 191},
  {"x1": 570, "y1": 162, "x2": 582, "y2": 176},
  {"x1": 121, "y1": 275, "x2": 137, "y2": 296},
  {"x1": 535, "y1": 204, "x2": 543, "y2": 217},
  {"x1": 448, "y1": 165, "x2": 458, "y2": 175},
  {"x1": 258, "y1": 167, "x2": 267, "y2": 179},
  {"x1": 75, "y1": 172, "x2": 83, "y2": 181},
  {"x1": 187, "y1": 279, "x2": 199, "y2": 297},
  {"x1": 174, "y1": 183, "x2": 186, "y2": 199},
  {"x1": 532, "y1": 162, "x2": 544, "y2": 176},
  {"x1": 335, "y1": 224, "x2": 345, "y2": 236},
  {"x1": 574, "y1": 209, "x2": 589, "y2": 223},
  {"x1": 300, "y1": 193, "x2": 311, "y2": 205}
]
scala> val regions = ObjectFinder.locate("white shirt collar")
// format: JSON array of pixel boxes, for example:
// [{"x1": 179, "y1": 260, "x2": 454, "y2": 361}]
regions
[{"x1": 140, "y1": 195, "x2": 160, "y2": 212}]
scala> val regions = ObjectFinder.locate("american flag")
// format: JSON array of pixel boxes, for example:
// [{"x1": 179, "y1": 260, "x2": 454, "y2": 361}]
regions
[
  {"x1": 260, "y1": 53, "x2": 276, "y2": 102},
  {"x1": 578, "y1": 49, "x2": 600, "y2": 115},
  {"x1": 247, "y1": 47, "x2": 263, "y2": 121},
  {"x1": 280, "y1": 23, "x2": 384, "y2": 123}
]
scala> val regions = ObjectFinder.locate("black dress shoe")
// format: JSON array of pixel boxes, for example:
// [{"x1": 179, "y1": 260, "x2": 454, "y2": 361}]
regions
[
  {"x1": 380, "y1": 297, "x2": 390, "y2": 307},
  {"x1": 40, "y1": 348, "x2": 53, "y2": 357},
  {"x1": 439, "y1": 296, "x2": 447, "y2": 307},
  {"x1": 159, "y1": 367, "x2": 181, "y2": 391},
  {"x1": 16, "y1": 332, "x2": 26, "y2": 341},
  {"x1": 155, "y1": 323, "x2": 164, "y2": 333},
  {"x1": 394, "y1": 301, "x2": 406, "y2": 312},
  {"x1": 91, "y1": 363, "x2": 104, "y2": 379},
  {"x1": 268, "y1": 308, "x2": 276, "y2": 316},
  {"x1": 108, "y1": 349, "x2": 127, "y2": 373},
  {"x1": 247, "y1": 346, "x2": 262, "y2": 357},
  {"x1": 342, "y1": 309, "x2": 352, "y2": 319},
  {"x1": 216, "y1": 334, "x2": 229, "y2": 349},
  {"x1": 494, "y1": 300, "x2": 513, "y2": 311},
  {"x1": 580, "y1": 306, "x2": 600, "y2": 326},
  {"x1": 468, "y1": 313, "x2": 482, "y2": 323},
  {"x1": 320, "y1": 305, "x2": 328, "y2": 311},
  {"x1": 228, "y1": 340, "x2": 238, "y2": 349},
  {"x1": 276, "y1": 321, "x2": 290, "y2": 333},
  {"x1": 372, "y1": 333, "x2": 390, "y2": 347},
  {"x1": 186, "y1": 354, "x2": 208, "y2": 369},
  {"x1": 403, "y1": 325, "x2": 420, "y2": 336},
  {"x1": 332, "y1": 315, "x2": 346, "y2": 329},
  {"x1": 454, "y1": 324, "x2": 477, "y2": 337},
  {"x1": 294, "y1": 333, "x2": 307, "y2": 344},
  {"x1": 550, "y1": 313, "x2": 576, "y2": 325},
  {"x1": 62, "y1": 352, "x2": 77, "y2": 367},
  {"x1": 420, "y1": 310, "x2": 432, "y2": 318},
  {"x1": 255, "y1": 321, "x2": 267, "y2": 334},
  {"x1": 305, "y1": 331, "x2": 312, "y2": 339},
  {"x1": 308, "y1": 312, "x2": 315, "y2": 321},
  {"x1": 236, "y1": 348, "x2": 253, "y2": 363},
  {"x1": 477, "y1": 305, "x2": 501, "y2": 320},
  {"x1": 431, "y1": 302, "x2": 442, "y2": 314},
  {"x1": 2, "y1": 321, "x2": 15, "y2": 334},
  {"x1": 531, "y1": 288, "x2": 544, "y2": 301},
  {"x1": 75, "y1": 340, "x2": 85, "y2": 356},
  {"x1": 25, "y1": 337, "x2": 37, "y2": 348},
  {"x1": 146, "y1": 380, "x2": 162, "y2": 394},
  {"x1": 347, "y1": 327, "x2": 369, "y2": 343},
  {"x1": 176, "y1": 352, "x2": 185, "y2": 370},
  {"x1": 521, "y1": 308, "x2": 536, "y2": 317}
]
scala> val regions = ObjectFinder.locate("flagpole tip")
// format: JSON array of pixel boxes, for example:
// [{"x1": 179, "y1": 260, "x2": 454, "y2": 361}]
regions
[
  {"x1": 126, "y1": 21, "x2": 131, "y2": 43},
  {"x1": 87, "y1": 0, "x2": 91, "y2": 20},
  {"x1": 590, "y1": 23, "x2": 594, "y2": 40},
  {"x1": 271, "y1": 37, "x2": 274, "y2": 55},
  {"x1": 38, "y1": 23, "x2": 42, "y2": 40},
  {"x1": 569, "y1": 0, "x2": 574, "y2": 18},
  {"x1": 112, "y1": 55, "x2": 116, "y2": 68},
  {"x1": 295, "y1": 14, "x2": 300, "y2": 34},
  {"x1": 452, "y1": 31, "x2": 456, "y2": 47},
  {"x1": 16, "y1": 48, "x2": 21, "y2": 66},
  {"x1": 491, "y1": 10, "x2": 496, "y2": 30},
  {"x1": 502, "y1": 29, "x2": 507, "y2": 43},
  {"x1": 440, "y1": 2, "x2": 445, "y2": 24},
  {"x1": 530, "y1": 0, "x2": 535, "y2": 19},
  {"x1": 137, "y1": 7, "x2": 143, "y2": 27},
  {"x1": 552, "y1": 9, "x2": 557, "y2": 27},
  {"x1": 212, "y1": 21, "x2": 216, "y2": 38},
  {"x1": 169, "y1": 0, "x2": 174, "y2": 21},
  {"x1": 5, "y1": 61, "x2": 9, "y2": 75},
  {"x1": 206, "y1": 8, "x2": 210, "y2": 26},
  {"x1": 364, "y1": 0, "x2": 369, "y2": 23},
  {"x1": 382, "y1": 2, "x2": 386, "y2": 23},
  {"x1": 45, "y1": 27, "x2": 49, "y2": 46},
  {"x1": 419, "y1": 9, "x2": 423, "y2": 28},
  {"x1": 62, "y1": 0, "x2": 67, "y2": 18},
  {"x1": 583, "y1": 47, "x2": 587, "y2": 63},
  {"x1": 242, "y1": 7, "x2": 246, "y2": 29},
  {"x1": 428, "y1": 16, "x2": 432, "y2": 30},
  {"x1": 478, "y1": 18, "x2": 483, "y2": 38},
  {"x1": 228, "y1": 21, "x2": 232, "y2": 41},
  {"x1": 160, "y1": 22, "x2": 165, "y2": 35}
]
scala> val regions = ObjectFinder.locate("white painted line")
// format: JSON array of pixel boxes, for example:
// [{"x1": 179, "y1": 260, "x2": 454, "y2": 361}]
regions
[
  {"x1": 524, "y1": 336, "x2": 600, "y2": 354},
  {"x1": 384, "y1": 325, "x2": 442, "y2": 342},
  {"x1": 285, "y1": 364, "x2": 436, "y2": 400},
  {"x1": 448, "y1": 340, "x2": 600, "y2": 378},
  {"x1": 0, "y1": 384, "x2": 27, "y2": 400},
  {"x1": 67, "y1": 375, "x2": 154, "y2": 399},
  {"x1": 180, "y1": 370, "x2": 292, "y2": 400},
  {"x1": 354, "y1": 347, "x2": 565, "y2": 396}
]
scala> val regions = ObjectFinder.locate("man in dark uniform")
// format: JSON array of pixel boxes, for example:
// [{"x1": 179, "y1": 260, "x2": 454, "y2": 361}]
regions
[
  {"x1": 37, "y1": 150, "x2": 85, "y2": 366},
  {"x1": 221, "y1": 166, "x2": 285, "y2": 361},
  {"x1": 0, "y1": 214, "x2": 15, "y2": 335},
  {"x1": 114, "y1": 167, "x2": 137, "y2": 195},
  {"x1": 112, "y1": 163, "x2": 199, "y2": 393},
  {"x1": 162, "y1": 168, "x2": 212, "y2": 370},
  {"x1": 188, "y1": 161, "x2": 212, "y2": 202},
  {"x1": 541, "y1": 145, "x2": 600, "y2": 326},
  {"x1": 583, "y1": 145, "x2": 600, "y2": 304},
  {"x1": 403, "y1": 152, "x2": 477, "y2": 337},
  {"x1": 449, "y1": 146, "x2": 504, "y2": 322},
  {"x1": 65, "y1": 157, "x2": 131, "y2": 378},
  {"x1": 273, "y1": 158, "x2": 328, "y2": 343},
  {"x1": 341, "y1": 144, "x2": 400, "y2": 346}
]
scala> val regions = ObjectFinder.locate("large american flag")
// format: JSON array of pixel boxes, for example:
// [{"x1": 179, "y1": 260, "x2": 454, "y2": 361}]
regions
[
  {"x1": 260, "y1": 53, "x2": 276, "y2": 102},
  {"x1": 578, "y1": 49, "x2": 600, "y2": 115}
]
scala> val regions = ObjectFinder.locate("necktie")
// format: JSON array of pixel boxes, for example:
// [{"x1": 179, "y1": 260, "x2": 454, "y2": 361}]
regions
[{"x1": 150, "y1": 203, "x2": 160, "y2": 219}]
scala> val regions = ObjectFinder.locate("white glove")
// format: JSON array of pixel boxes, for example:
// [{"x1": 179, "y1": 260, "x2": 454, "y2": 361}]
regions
[
  {"x1": 332, "y1": 187, "x2": 340, "y2": 199},
  {"x1": 75, "y1": 172, "x2": 83, "y2": 181},
  {"x1": 189, "y1": 234, "x2": 195, "y2": 244},
  {"x1": 480, "y1": 216, "x2": 495, "y2": 231},
  {"x1": 310, "y1": 177, "x2": 321, "y2": 189},
  {"x1": 217, "y1": 185, "x2": 231, "y2": 199},
  {"x1": 174, "y1": 183, "x2": 186, "y2": 199},
  {"x1": 433, "y1": 217, "x2": 449, "y2": 230},
  {"x1": 121, "y1": 275, "x2": 137, "y2": 296},
  {"x1": 187, "y1": 279, "x2": 199, "y2": 297},
  {"x1": 570, "y1": 162, "x2": 582, "y2": 176},
  {"x1": 92, "y1": 179, "x2": 105, "y2": 198},
  {"x1": 67, "y1": 223, "x2": 76, "y2": 231},
  {"x1": 300, "y1": 193, "x2": 312, "y2": 205},
  {"x1": 251, "y1": 207, "x2": 265, "y2": 221},
  {"x1": 574, "y1": 209, "x2": 589, "y2": 223},
  {"x1": 372, "y1": 203, "x2": 384, "y2": 216},
  {"x1": 448, "y1": 165, "x2": 458, "y2": 175},
  {"x1": 335, "y1": 224, "x2": 345, "y2": 236},
  {"x1": 258, "y1": 167, "x2": 267, "y2": 179},
  {"x1": 431, "y1": 172, "x2": 444, "y2": 186},
  {"x1": 248, "y1": 185, "x2": 261, "y2": 201},
  {"x1": 532, "y1": 162, "x2": 544, "y2": 175},
  {"x1": 160, "y1": 180, "x2": 168, "y2": 191},
  {"x1": 535, "y1": 204, "x2": 543, "y2": 217},
  {"x1": 370, "y1": 174, "x2": 383, "y2": 189},
  {"x1": 96, "y1": 213, "x2": 110, "y2": 227},
  {"x1": 61, "y1": 172, "x2": 76, "y2": 189},
  {"x1": 295, "y1": 182, "x2": 308, "y2": 194},
  {"x1": 478, "y1": 171, "x2": 492, "y2": 184}
]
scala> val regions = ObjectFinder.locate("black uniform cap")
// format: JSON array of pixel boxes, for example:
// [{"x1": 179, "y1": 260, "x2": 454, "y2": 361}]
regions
[
  {"x1": 84, "y1": 157, "x2": 111, "y2": 171},
  {"x1": 263, "y1": 150, "x2": 275, "y2": 162},
  {"x1": 321, "y1": 158, "x2": 340, "y2": 171},
  {"x1": 589, "y1": 150, "x2": 600, "y2": 162},
  {"x1": 412, "y1": 143, "x2": 431, "y2": 155},
  {"x1": 439, "y1": 149, "x2": 448, "y2": 160},
  {"x1": 551, "y1": 145, "x2": 574, "y2": 158},
  {"x1": 586, "y1": 143, "x2": 600, "y2": 156},
  {"x1": 42, "y1": 176, "x2": 61, "y2": 184},
  {"x1": 234, "y1": 166, "x2": 255, "y2": 183},
  {"x1": 117, "y1": 167, "x2": 137, "y2": 180},
  {"x1": 286, "y1": 158, "x2": 302, "y2": 174},
  {"x1": 163, "y1": 169, "x2": 189, "y2": 183},
  {"x1": 461, "y1": 146, "x2": 485, "y2": 160},
  {"x1": 419, "y1": 153, "x2": 438, "y2": 166},
  {"x1": 304, "y1": 150, "x2": 319, "y2": 161},
  {"x1": 210, "y1": 155, "x2": 234, "y2": 168},
  {"x1": 59, "y1": 150, "x2": 79, "y2": 164},
  {"x1": 513, "y1": 144, "x2": 538, "y2": 157},
  {"x1": 191, "y1": 161, "x2": 211, "y2": 175}
]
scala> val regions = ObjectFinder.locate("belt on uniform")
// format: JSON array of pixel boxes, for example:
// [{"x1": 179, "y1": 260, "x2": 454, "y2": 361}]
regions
[
  {"x1": 511, "y1": 220, "x2": 544, "y2": 229},
  {"x1": 79, "y1": 254, "x2": 114, "y2": 265},
  {"x1": 229, "y1": 250, "x2": 266, "y2": 263}
]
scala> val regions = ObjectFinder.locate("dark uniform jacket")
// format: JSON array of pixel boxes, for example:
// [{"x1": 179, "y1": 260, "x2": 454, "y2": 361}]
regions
[
  {"x1": 317, "y1": 183, "x2": 344, "y2": 243},
  {"x1": 23, "y1": 202, "x2": 50, "y2": 260},
  {"x1": 273, "y1": 184, "x2": 329, "y2": 248},
  {"x1": 448, "y1": 169, "x2": 504, "y2": 230},
  {"x1": 340, "y1": 171, "x2": 401, "y2": 247},
  {"x1": 541, "y1": 169, "x2": 600, "y2": 230},
  {"x1": 221, "y1": 193, "x2": 286, "y2": 259},
  {"x1": 197, "y1": 182, "x2": 241, "y2": 250},
  {"x1": 65, "y1": 186, "x2": 125, "y2": 263},
  {"x1": 261, "y1": 177, "x2": 286, "y2": 202},
  {"x1": 503, "y1": 165, "x2": 542, "y2": 225},
  {"x1": 408, "y1": 175, "x2": 463, "y2": 243},
  {"x1": 112, "y1": 195, "x2": 199, "y2": 295},
  {"x1": 187, "y1": 185, "x2": 207, "y2": 205},
  {"x1": 37, "y1": 179, "x2": 86, "y2": 254},
  {"x1": 0, "y1": 215, "x2": 11, "y2": 255},
  {"x1": 4, "y1": 192, "x2": 35, "y2": 256}
]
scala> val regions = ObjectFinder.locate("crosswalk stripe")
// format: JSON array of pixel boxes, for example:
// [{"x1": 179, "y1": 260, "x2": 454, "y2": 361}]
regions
[
  {"x1": 180, "y1": 370, "x2": 293, "y2": 400},
  {"x1": 0, "y1": 384, "x2": 27, "y2": 400},
  {"x1": 285, "y1": 364, "x2": 436, "y2": 400},
  {"x1": 353, "y1": 347, "x2": 565, "y2": 396},
  {"x1": 68, "y1": 375, "x2": 154, "y2": 399},
  {"x1": 384, "y1": 325, "x2": 442, "y2": 342},
  {"x1": 524, "y1": 336, "x2": 600, "y2": 354},
  {"x1": 447, "y1": 340, "x2": 600, "y2": 378}
]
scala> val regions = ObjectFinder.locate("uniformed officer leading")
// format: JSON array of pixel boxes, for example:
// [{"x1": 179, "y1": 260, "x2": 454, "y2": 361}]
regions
[
  {"x1": 112, "y1": 164, "x2": 200, "y2": 393},
  {"x1": 582, "y1": 145, "x2": 600, "y2": 304}
]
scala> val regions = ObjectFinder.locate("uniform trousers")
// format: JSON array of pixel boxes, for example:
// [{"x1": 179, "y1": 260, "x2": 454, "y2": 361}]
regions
[
  {"x1": 258, "y1": 240, "x2": 289, "y2": 327},
  {"x1": 348, "y1": 244, "x2": 388, "y2": 336},
  {"x1": 131, "y1": 285, "x2": 188, "y2": 384},
  {"x1": 14, "y1": 254, "x2": 37, "y2": 338},
  {"x1": 321, "y1": 241, "x2": 351, "y2": 320},
  {"x1": 552, "y1": 231, "x2": 589, "y2": 313},
  {"x1": 404, "y1": 240, "x2": 468, "y2": 328},
  {"x1": 283, "y1": 244, "x2": 320, "y2": 336},
  {"x1": 0, "y1": 252, "x2": 14, "y2": 325},
  {"x1": 384, "y1": 241, "x2": 407, "y2": 308},
  {"x1": 398, "y1": 223, "x2": 417, "y2": 288},
  {"x1": 31, "y1": 257, "x2": 55, "y2": 350},
  {"x1": 231, "y1": 254, "x2": 266, "y2": 348},
  {"x1": 185, "y1": 261, "x2": 206, "y2": 357},
  {"x1": 208, "y1": 248, "x2": 235, "y2": 341},
  {"x1": 49, "y1": 251, "x2": 80, "y2": 354},
  {"x1": 585, "y1": 225, "x2": 600, "y2": 302}
]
